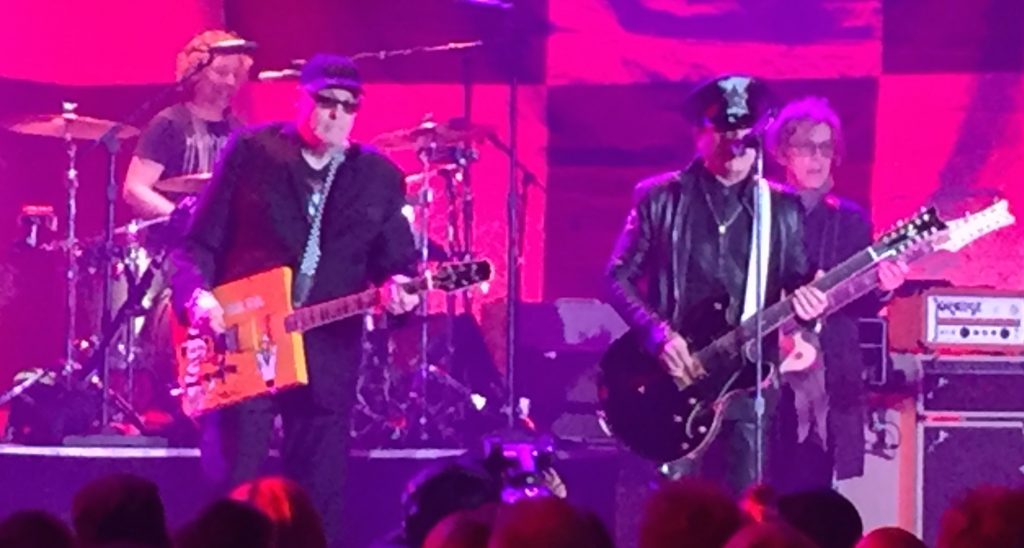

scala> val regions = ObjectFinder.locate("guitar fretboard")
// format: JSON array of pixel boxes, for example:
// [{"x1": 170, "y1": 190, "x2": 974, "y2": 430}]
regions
[
  {"x1": 283, "y1": 278, "x2": 428, "y2": 333},
  {"x1": 697, "y1": 242, "x2": 887, "y2": 362},
  {"x1": 780, "y1": 239, "x2": 935, "y2": 333}
]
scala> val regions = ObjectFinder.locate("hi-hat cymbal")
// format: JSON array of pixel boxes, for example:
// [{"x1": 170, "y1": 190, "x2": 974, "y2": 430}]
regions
[
  {"x1": 4, "y1": 113, "x2": 140, "y2": 141},
  {"x1": 372, "y1": 117, "x2": 492, "y2": 152},
  {"x1": 154, "y1": 172, "x2": 212, "y2": 194}
]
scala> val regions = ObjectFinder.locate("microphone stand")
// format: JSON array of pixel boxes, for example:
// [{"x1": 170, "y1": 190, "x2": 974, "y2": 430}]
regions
[
  {"x1": 750, "y1": 109, "x2": 775, "y2": 484},
  {"x1": 752, "y1": 141, "x2": 767, "y2": 484},
  {"x1": 80, "y1": 54, "x2": 216, "y2": 436}
]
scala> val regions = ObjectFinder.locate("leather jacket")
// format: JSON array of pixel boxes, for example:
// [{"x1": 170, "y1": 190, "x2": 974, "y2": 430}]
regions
[{"x1": 606, "y1": 160, "x2": 812, "y2": 354}]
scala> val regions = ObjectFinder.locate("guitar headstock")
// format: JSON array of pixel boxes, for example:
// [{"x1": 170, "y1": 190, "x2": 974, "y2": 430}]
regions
[
  {"x1": 432, "y1": 260, "x2": 494, "y2": 292},
  {"x1": 875, "y1": 206, "x2": 947, "y2": 258},
  {"x1": 934, "y1": 199, "x2": 1015, "y2": 253}
]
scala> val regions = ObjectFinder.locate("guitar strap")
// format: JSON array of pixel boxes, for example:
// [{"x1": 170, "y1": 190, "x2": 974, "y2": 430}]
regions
[
  {"x1": 740, "y1": 178, "x2": 773, "y2": 320},
  {"x1": 293, "y1": 152, "x2": 345, "y2": 307}
]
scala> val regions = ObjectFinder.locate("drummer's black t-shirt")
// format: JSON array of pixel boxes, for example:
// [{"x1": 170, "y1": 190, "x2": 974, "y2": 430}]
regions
[{"x1": 134, "y1": 103, "x2": 238, "y2": 182}]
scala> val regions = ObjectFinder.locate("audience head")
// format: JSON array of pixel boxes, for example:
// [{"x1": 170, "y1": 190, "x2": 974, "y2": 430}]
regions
[
  {"x1": 0, "y1": 510, "x2": 74, "y2": 548},
  {"x1": 176, "y1": 499, "x2": 274, "y2": 548},
  {"x1": 937, "y1": 486, "x2": 1024, "y2": 548},
  {"x1": 639, "y1": 478, "x2": 743, "y2": 548},
  {"x1": 725, "y1": 521, "x2": 817, "y2": 548},
  {"x1": 402, "y1": 461, "x2": 502, "y2": 547},
  {"x1": 487, "y1": 497, "x2": 613, "y2": 548},
  {"x1": 856, "y1": 526, "x2": 926, "y2": 548},
  {"x1": 423, "y1": 504, "x2": 498, "y2": 548},
  {"x1": 72, "y1": 474, "x2": 170, "y2": 548},
  {"x1": 741, "y1": 484, "x2": 780, "y2": 523},
  {"x1": 230, "y1": 476, "x2": 327, "y2": 548},
  {"x1": 778, "y1": 489, "x2": 863, "y2": 548}
]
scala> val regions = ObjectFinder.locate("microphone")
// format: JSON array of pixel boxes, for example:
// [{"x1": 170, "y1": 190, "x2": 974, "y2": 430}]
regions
[
  {"x1": 731, "y1": 109, "x2": 778, "y2": 155},
  {"x1": 206, "y1": 39, "x2": 258, "y2": 55},
  {"x1": 731, "y1": 133, "x2": 762, "y2": 155}
]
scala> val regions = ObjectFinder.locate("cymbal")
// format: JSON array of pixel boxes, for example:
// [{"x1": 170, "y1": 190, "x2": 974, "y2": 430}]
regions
[
  {"x1": 372, "y1": 117, "x2": 492, "y2": 152},
  {"x1": 4, "y1": 113, "x2": 140, "y2": 141},
  {"x1": 154, "y1": 172, "x2": 212, "y2": 194},
  {"x1": 113, "y1": 216, "x2": 170, "y2": 236},
  {"x1": 404, "y1": 164, "x2": 459, "y2": 185}
]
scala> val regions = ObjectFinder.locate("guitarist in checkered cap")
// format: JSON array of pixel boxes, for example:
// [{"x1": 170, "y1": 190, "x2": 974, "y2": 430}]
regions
[{"x1": 169, "y1": 53, "x2": 419, "y2": 548}]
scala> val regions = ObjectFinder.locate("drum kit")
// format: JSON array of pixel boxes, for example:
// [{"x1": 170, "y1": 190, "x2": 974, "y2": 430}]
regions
[{"x1": 1, "y1": 101, "x2": 499, "y2": 447}]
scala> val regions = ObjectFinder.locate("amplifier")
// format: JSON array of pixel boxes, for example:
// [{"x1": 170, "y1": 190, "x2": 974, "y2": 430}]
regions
[
  {"x1": 890, "y1": 287, "x2": 1024, "y2": 354},
  {"x1": 919, "y1": 357, "x2": 1024, "y2": 414}
]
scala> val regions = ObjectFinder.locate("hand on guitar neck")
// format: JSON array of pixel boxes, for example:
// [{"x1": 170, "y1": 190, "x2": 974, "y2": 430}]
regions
[
  {"x1": 379, "y1": 274, "x2": 421, "y2": 315},
  {"x1": 792, "y1": 273, "x2": 829, "y2": 322},
  {"x1": 877, "y1": 259, "x2": 909, "y2": 292}
]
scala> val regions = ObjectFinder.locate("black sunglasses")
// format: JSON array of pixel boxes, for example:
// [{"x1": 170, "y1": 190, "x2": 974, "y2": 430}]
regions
[{"x1": 312, "y1": 93, "x2": 361, "y2": 114}]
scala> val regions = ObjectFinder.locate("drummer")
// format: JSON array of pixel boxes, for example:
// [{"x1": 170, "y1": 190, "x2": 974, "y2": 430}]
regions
[{"x1": 123, "y1": 29, "x2": 253, "y2": 219}]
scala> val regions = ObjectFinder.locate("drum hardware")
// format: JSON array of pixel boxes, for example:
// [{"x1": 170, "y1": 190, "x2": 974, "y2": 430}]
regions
[
  {"x1": 153, "y1": 172, "x2": 212, "y2": 194},
  {"x1": 4, "y1": 102, "x2": 153, "y2": 436},
  {"x1": 4, "y1": 112, "x2": 140, "y2": 141},
  {"x1": 84, "y1": 43, "x2": 240, "y2": 431},
  {"x1": 16, "y1": 205, "x2": 58, "y2": 249},
  {"x1": 353, "y1": 113, "x2": 497, "y2": 446}
]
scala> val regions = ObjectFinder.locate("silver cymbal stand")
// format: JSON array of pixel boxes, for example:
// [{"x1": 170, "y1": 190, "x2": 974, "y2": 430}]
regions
[
  {"x1": 60, "y1": 102, "x2": 82, "y2": 385},
  {"x1": 413, "y1": 140, "x2": 437, "y2": 442}
]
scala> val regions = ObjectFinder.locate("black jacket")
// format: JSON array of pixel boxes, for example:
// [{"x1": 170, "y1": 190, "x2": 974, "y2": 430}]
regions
[
  {"x1": 606, "y1": 160, "x2": 812, "y2": 354},
  {"x1": 169, "y1": 123, "x2": 417, "y2": 412},
  {"x1": 802, "y1": 193, "x2": 884, "y2": 480}
]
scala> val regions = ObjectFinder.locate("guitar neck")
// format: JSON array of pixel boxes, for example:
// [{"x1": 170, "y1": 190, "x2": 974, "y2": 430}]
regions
[
  {"x1": 283, "y1": 277, "x2": 428, "y2": 333},
  {"x1": 700, "y1": 243, "x2": 885, "y2": 358},
  {"x1": 784, "y1": 239, "x2": 936, "y2": 331}
]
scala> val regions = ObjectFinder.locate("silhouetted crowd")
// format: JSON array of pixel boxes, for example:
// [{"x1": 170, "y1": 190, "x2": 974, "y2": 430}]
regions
[{"x1": 2, "y1": 461, "x2": 1023, "y2": 548}]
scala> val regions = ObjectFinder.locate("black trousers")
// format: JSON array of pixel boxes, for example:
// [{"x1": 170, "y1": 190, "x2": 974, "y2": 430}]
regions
[
  {"x1": 199, "y1": 395, "x2": 352, "y2": 548},
  {"x1": 773, "y1": 385, "x2": 835, "y2": 494}
]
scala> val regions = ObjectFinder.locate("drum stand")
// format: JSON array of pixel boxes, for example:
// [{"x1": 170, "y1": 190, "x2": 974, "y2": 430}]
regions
[
  {"x1": 353, "y1": 139, "x2": 483, "y2": 448},
  {"x1": 60, "y1": 102, "x2": 81, "y2": 386}
]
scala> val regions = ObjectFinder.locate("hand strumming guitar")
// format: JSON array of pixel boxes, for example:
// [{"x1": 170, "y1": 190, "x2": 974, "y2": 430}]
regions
[
  {"x1": 186, "y1": 288, "x2": 226, "y2": 335},
  {"x1": 659, "y1": 331, "x2": 705, "y2": 387}
]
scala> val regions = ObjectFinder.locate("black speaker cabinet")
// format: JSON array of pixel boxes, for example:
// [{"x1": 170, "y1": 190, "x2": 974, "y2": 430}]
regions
[
  {"x1": 920, "y1": 358, "x2": 1024, "y2": 414},
  {"x1": 917, "y1": 419, "x2": 1024, "y2": 546}
]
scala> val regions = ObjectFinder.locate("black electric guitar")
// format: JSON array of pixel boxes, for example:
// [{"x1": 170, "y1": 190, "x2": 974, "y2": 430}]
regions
[{"x1": 597, "y1": 207, "x2": 946, "y2": 463}]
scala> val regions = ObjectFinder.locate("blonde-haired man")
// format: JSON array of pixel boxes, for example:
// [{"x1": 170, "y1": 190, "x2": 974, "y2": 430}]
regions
[{"x1": 124, "y1": 29, "x2": 253, "y2": 219}]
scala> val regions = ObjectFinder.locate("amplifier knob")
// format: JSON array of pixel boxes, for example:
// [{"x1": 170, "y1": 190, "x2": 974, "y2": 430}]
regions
[
  {"x1": 1002, "y1": 328, "x2": 1011, "y2": 339},
  {"x1": 960, "y1": 327, "x2": 971, "y2": 338}
]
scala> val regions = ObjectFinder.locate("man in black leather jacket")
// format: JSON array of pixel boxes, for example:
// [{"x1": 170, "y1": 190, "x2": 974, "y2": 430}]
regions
[{"x1": 606, "y1": 75, "x2": 828, "y2": 496}]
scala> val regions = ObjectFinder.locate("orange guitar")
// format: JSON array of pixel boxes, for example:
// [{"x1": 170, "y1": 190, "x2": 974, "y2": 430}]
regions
[{"x1": 170, "y1": 260, "x2": 492, "y2": 418}]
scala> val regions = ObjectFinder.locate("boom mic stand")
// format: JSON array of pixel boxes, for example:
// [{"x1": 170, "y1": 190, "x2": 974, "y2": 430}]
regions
[{"x1": 71, "y1": 54, "x2": 220, "y2": 443}]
